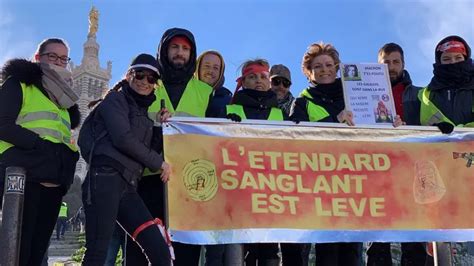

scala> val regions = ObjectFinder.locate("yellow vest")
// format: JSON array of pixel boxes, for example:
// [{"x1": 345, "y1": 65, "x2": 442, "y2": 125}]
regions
[
  {"x1": 418, "y1": 88, "x2": 474, "y2": 127},
  {"x1": 226, "y1": 104, "x2": 284, "y2": 121},
  {"x1": 300, "y1": 89, "x2": 330, "y2": 122},
  {"x1": 58, "y1": 203, "x2": 68, "y2": 218},
  {"x1": 143, "y1": 78, "x2": 212, "y2": 176},
  {"x1": 0, "y1": 83, "x2": 77, "y2": 154},
  {"x1": 148, "y1": 78, "x2": 212, "y2": 120}
]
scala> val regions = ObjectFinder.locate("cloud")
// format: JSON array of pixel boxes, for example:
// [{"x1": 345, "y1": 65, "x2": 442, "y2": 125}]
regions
[
  {"x1": 381, "y1": 0, "x2": 474, "y2": 84},
  {"x1": 0, "y1": 4, "x2": 36, "y2": 66}
]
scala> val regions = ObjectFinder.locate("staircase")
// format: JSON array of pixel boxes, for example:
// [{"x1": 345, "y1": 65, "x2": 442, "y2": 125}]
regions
[{"x1": 48, "y1": 230, "x2": 82, "y2": 257}]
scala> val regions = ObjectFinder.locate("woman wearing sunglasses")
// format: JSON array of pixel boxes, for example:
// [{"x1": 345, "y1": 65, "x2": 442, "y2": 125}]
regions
[{"x1": 79, "y1": 53, "x2": 172, "y2": 265}]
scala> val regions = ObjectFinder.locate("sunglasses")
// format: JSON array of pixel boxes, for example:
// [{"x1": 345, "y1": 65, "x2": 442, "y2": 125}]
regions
[
  {"x1": 271, "y1": 78, "x2": 291, "y2": 88},
  {"x1": 133, "y1": 71, "x2": 158, "y2": 84}
]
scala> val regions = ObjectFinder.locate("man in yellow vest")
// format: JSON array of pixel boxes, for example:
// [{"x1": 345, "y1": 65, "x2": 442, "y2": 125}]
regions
[
  {"x1": 56, "y1": 201, "x2": 69, "y2": 240},
  {"x1": 125, "y1": 28, "x2": 213, "y2": 266}
]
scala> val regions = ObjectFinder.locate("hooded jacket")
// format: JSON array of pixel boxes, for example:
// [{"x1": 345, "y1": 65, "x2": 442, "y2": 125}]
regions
[
  {"x1": 157, "y1": 28, "x2": 197, "y2": 109},
  {"x1": 0, "y1": 59, "x2": 80, "y2": 188},
  {"x1": 195, "y1": 50, "x2": 232, "y2": 117},
  {"x1": 411, "y1": 36, "x2": 474, "y2": 126}
]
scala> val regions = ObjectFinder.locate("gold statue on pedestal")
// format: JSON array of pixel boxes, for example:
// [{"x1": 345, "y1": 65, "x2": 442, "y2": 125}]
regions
[{"x1": 88, "y1": 6, "x2": 99, "y2": 37}]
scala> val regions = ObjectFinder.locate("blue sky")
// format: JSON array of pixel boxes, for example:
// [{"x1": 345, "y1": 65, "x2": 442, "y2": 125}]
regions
[{"x1": 1, "y1": 0, "x2": 473, "y2": 95}]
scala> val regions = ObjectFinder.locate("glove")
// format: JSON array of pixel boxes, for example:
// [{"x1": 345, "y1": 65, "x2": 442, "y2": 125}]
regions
[
  {"x1": 226, "y1": 113, "x2": 242, "y2": 122},
  {"x1": 434, "y1": 122, "x2": 454, "y2": 134},
  {"x1": 292, "y1": 118, "x2": 301, "y2": 124}
]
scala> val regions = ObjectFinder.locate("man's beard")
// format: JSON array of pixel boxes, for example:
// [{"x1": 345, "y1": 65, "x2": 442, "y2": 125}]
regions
[
  {"x1": 390, "y1": 71, "x2": 403, "y2": 84},
  {"x1": 172, "y1": 62, "x2": 185, "y2": 69}
]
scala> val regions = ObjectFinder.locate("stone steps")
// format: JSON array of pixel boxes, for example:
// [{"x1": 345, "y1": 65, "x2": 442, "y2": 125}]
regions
[{"x1": 48, "y1": 230, "x2": 82, "y2": 258}]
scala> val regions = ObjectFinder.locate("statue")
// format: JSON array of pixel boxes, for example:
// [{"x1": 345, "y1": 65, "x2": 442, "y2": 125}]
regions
[{"x1": 88, "y1": 7, "x2": 99, "y2": 37}]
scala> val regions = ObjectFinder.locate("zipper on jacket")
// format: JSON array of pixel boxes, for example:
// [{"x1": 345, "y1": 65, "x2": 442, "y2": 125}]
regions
[{"x1": 448, "y1": 90, "x2": 451, "y2": 101}]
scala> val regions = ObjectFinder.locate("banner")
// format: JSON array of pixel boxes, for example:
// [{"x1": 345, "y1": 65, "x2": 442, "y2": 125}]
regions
[{"x1": 163, "y1": 118, "x2": 474, "y2": 244}]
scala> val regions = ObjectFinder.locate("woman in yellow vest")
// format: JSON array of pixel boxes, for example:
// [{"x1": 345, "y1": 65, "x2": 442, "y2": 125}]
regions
[
  {"x1": 290, "y1": 42, "x2": 362, "y2": 266},
  {"x1": 414, "y1": 35, "x2": 474, "y2": 132},
  {"x1": 0, "y1": 38, "x2": 80, "y2": 265},
  {"x1": 216, "y1": 59, "x2": 285, "y2": 266},
  {"x1": 225, "y1": 59, "x2": 287, "y2": 122}
]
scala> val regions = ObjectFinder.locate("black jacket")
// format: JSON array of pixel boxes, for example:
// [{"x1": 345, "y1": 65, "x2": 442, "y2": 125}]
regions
[
  {"x1": 89, "y1": 84, "x2": 163, "y2": 185},
  {"x1": 0, "y1": 59, "x2": 80, "y2": 187},
  {"x1": 207, "y1": 86, "x2": 232, "y2": 118},
  {"x1": 223, "y1": 89, "x2": 289, "y2": 120},
  {"x1": 392, "y1": 70, "x2": 422, "y2": 126},
  {"x1": 290, "y1": 79, "x2": 345, "y2": 122},
  {"x1": 423, "y1": 60, "x2": 474, "y2": 126}
]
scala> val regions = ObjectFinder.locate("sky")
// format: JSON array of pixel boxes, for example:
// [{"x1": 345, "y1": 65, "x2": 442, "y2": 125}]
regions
[{"x1": 0, "y1": 0, "x2": 473, "y2": 95}]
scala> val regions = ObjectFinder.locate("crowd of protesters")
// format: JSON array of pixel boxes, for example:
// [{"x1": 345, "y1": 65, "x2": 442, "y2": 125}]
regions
[{"x1": 0, "y1": 26, "x2": 472, "y2": 266}]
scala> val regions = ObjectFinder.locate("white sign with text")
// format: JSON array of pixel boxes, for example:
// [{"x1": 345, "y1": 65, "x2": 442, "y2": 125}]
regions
[{"x1": 341, "y1": 63, "x2": 396, "y2": 125}]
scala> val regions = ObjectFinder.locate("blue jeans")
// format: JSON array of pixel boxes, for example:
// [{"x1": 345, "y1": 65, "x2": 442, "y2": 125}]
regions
[{"x1": 104, "y1": 223, "x2": 126, "y2": 266}]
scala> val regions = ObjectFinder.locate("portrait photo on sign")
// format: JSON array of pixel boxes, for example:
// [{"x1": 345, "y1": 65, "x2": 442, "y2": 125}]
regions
[{"x1": 343, "y1": 64, "x2": 361, "y2": 81}]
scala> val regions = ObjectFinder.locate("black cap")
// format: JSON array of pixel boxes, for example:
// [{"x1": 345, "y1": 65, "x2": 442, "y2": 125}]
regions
[{"x1": 129, "y1": 53, "x2": 160, "y2": 77}]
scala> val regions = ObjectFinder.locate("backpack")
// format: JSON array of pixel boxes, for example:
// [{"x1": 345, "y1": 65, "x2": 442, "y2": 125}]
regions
[{"x1": 77, "y1": 106, "x2": 107, "y2": 165}]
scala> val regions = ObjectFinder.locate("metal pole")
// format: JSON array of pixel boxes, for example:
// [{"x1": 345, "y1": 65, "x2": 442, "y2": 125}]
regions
[{"x1": 0, "y1": 166, "x2": 26, "y2": 266}]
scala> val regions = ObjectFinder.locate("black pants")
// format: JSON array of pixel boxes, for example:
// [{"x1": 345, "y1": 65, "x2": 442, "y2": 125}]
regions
[
  {"x1": 125, "y1": 174, "x2": 202, "y2": 266},
  {"x1": 280, "y1": 243, "x2": 310, "y2": 266},
  {"x1": 315, "y1": 243, "x2": 362, "y2": 266},
  {"x1": 82, "y1": 166, "x2": 170, "y2": 266},
  {"x1": 244, "y1": 243, "x2": 280, "y2": 266},
  {"x1": 367, "y1": 242, "x2": 427, "y2": 266},
  {"x1": 0, "y1": 181, "x2": 64, "y2": 266}
]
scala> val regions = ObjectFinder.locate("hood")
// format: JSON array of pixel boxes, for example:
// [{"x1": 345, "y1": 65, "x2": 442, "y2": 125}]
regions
[
  {"x1": 2, "y1": 58, "x2": 43, "y2": 86},
  {"x1": 435, "y1": 35, "x2": 471, "y2": 64},
  {"x1": 156, "y1": 28, "x2": 197, "y2": 85},
  {"x1": 194, "y1": 50, "x2": 226, "y2": 90}
]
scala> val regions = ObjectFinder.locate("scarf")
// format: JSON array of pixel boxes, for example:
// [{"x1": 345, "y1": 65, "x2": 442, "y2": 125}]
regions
[
  {"x1": 40, "y1": 63, "x2": 79, "y2": 108},
  {"x1": 308, "y1": 79, "x2": 344, "y2": 102},
  {"x1": 430, "y1": 59, "x2": 474, "y2": 90},
  {"x1": 123, "y1": 84, "x2": 156, "y2": 108}
]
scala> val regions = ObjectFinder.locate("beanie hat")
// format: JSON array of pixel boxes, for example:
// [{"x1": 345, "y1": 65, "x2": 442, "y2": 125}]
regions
[
  {"x1": 129, "y1": 53, "x2": 160, "y2": 77},
  {"x1": 435, "y1": 35, "x2": 471, "y2": 64}
]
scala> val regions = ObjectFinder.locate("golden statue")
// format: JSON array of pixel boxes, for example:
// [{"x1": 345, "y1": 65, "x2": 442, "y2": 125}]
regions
[{"x1": 88, "y1": 7, "x2": 99, "y2": 37}]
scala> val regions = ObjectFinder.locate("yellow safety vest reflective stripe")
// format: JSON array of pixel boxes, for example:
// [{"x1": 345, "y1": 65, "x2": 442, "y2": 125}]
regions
[
  {"x1": 0, "y1": 83, "x2": 76, "y2": 154},
  {"x1": 418, "y1": 88, "x2": 455, "y2": 126}
]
